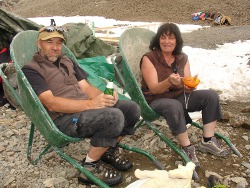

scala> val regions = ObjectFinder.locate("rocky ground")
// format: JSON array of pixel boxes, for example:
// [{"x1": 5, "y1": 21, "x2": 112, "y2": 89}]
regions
[
  {"x1": 0, "y1": 0, "x2": 250, "y2": 188},
  {"x1": 0, "y1": 101, "x2": 249, "y2": 188}
]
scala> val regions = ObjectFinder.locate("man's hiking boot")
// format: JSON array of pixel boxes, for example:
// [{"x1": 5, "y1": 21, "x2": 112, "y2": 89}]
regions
[
  {"x1": 101, "y1": 145, "x2": 133, "y2": 171},
  {"x1": 199, "y1": 137, "x2": 230, "y2": 157},
  {"x1": 182, "y1": 145, "x2": 200, "y2": 169},
  {"x1": 79, "y1": 159, "x2": 123, "y2": 186}
]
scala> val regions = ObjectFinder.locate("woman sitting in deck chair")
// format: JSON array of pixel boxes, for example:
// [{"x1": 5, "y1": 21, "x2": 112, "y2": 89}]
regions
[
  {"x1": 21, "y1": 25, "x2": 141, "y2": 186},
  {"x1": 140, "y1": 23, "x2": 229, "y2": 169}
]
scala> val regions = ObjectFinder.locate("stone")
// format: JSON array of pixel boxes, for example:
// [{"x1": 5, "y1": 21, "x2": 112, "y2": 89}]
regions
[
  {"x1": 0, "y1": 145, "x2": 5, "y2": 152},
  {"x1": 3, "y1": 177, "x2": 15, "y2": 187},
  {"x1": 241, "y1": 119, "x2": 250, "y2": 129},
  {"x1": 43, "y1": 177, "x2": 69, "y2": 188}
]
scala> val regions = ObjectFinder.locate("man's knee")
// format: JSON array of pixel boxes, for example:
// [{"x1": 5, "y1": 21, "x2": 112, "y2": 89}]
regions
[
  {"x1": 106, "y1": 108, "x2": 125, "y2": 131},
  {"x1": 104, "y1": 107, "x2": 123, "y2": 122},
  {"x1": 128, "y1": 101, "x2": 141, "y2": 119}
]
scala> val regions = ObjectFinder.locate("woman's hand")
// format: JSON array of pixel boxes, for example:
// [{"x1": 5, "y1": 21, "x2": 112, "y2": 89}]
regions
[
  {"x1": 184, "y1": 85, "x2": 196, "y2": 93},
  {"x1": 183, "y1": 74, "x2": 199, "y2": 93},
  {"x1": 168, "y1": 73, "x2": 182, "y2": 86}
]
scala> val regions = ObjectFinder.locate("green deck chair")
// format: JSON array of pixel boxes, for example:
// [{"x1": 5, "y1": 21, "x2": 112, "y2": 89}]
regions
[
  {"x1": 112, "y1": 27, "x2": 242, "y2": 176},
  {"x1": 5, "y1": 30, "x2": 110, "y2": 188},
  {"x1": 0, "y1": 30, "x2": 165, "y2": 188}
]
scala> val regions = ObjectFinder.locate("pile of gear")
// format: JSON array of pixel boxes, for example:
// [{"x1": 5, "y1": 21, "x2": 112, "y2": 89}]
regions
[{"x1": 191, "y1": 12, "x2": 232, "y2": 26}]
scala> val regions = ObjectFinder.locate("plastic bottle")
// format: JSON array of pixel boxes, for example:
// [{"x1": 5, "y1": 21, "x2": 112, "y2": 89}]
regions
[
  {"x1": 72, "y1": 118, "x2": 78, "y2": 126},
  {"x1": 70, "y1": 118, "x2": 79, "y2": 136},
  {"x1": 104, "y1": 79, "x2": 114, "y2": 96}
]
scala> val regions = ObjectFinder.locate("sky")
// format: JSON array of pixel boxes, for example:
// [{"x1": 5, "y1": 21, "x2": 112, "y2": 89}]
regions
[{"x1": 29, "y1": 16, "x2": 250, "y2": 103}]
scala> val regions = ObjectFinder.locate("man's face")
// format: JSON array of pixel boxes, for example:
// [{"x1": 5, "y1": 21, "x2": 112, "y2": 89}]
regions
[{"x1": 37, "y1": 37, "x2": 63, "y2": 62}]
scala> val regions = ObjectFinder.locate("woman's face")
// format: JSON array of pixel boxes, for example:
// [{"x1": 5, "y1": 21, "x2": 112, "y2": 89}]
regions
[{"x1": 159, "y1": 32, "x2": 176, "y2": 54}]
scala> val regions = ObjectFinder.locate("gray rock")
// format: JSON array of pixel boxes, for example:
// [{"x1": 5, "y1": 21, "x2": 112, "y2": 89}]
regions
[
  {"x1": 0, "y1": 145, "x2": 5, "y2": 152},
  {"x1": 241, "y1": 119, "x2": 250, "y2": 129},
  {"x1": 3, "y1": 177, "x2": 15, "y2": 187},
  {"x1": 241, "y1": 106, "x2": 250, "y2": 113},
  {"x1": 241, "y1": 162, "x2": 250, "y2": 169},
  {"x1": 231, "y1": 177, "x2": 248, "y2": 188},
  {"x1": 43, "y1": 177, "x2": 69, "y2": 188}
]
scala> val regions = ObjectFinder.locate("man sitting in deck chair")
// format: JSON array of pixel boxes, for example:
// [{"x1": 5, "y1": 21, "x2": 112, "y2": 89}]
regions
[{"x1": 22, "y1": 25, "x2": 141, "y2": 186}]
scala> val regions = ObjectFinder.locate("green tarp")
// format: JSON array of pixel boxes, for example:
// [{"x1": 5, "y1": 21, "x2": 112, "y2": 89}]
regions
[
  {"x1": 77, "y1": 56, "x2": 128, "y2": 100},
  {"x1": 64, "y1": 23, "x2": 118, "y2": 58}
]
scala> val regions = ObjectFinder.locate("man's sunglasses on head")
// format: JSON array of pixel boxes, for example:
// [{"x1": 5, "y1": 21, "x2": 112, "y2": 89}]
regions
[{"x1": 40, "y1": 26, "x2": 65, "y2": 34}]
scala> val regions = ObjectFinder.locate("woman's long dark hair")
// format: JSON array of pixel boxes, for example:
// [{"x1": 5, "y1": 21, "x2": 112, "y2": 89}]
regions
[{"x1": 149, "y1": 23, "x2": 183, "y2": 55}]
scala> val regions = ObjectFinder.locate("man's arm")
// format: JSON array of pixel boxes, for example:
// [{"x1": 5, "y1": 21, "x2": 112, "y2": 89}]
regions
[
  {"x1": 23, "y1": 62, "x2": 118, "y2": 113},
  {"x1": 78, "y1": 79, "x2": 102, "y2": 98},
  {"x1": 38, "y1": 89, "x2": 106, "y2": 113},
  {"x1": 39, "y1": 79, "x2": 118, "y2": 113},
  {"x1": 74, "y1": 63, "x2": 119, "y2": 105},
  {"x1": 73, "y1": 61, "x2": 104, "y2": 98}
]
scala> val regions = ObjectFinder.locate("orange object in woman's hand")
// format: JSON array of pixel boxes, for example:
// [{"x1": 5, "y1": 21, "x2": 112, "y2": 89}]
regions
[{"x1": 182, "y1": 76, "x2": 200, "y2": 88}]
